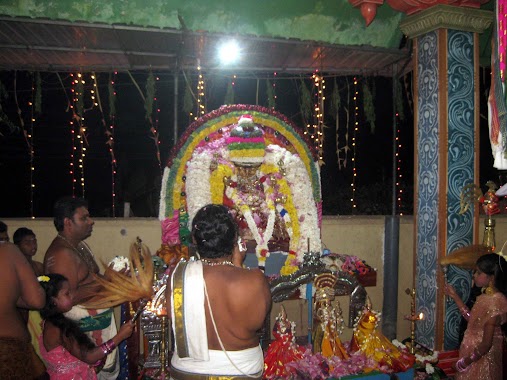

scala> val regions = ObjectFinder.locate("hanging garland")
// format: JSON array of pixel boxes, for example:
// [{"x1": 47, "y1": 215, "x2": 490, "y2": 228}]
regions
[{"x1": 362, "y1": 78, "x2": 375, "y2": 133}]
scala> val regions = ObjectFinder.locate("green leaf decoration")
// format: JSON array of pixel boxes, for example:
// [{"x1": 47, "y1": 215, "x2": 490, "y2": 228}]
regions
[
  {"x1": 266, "y1": 79, "x2": 275, "y2": 109},
  {"x1": 224, "y1": 80, "x2": 234, "y2": 105},
  {"x1": 145, "y1": 71, "x2": 155, "y2": 120},
  {"x1": 0, "y1": 80, "x2": 18, "y2": 133},
  {"x1": 35, "y1": 72, "x2": 42, "y2": 114},
  {"x1": 108, "y1": 73, "x2": 116, "y2": 118},
  {"x1": 300, "y1": 78, "x2": 312, "y2": 122},
  {"x1": 329, "y1": 77, "x2": 341, "y2": 118},
  {"x1": 183, "y1": 75, "x2": 194, "y2": 114},
  {"x1": 394, "y1": 78, "x2": 405, "y2": 121},
  {"x1": 362, "y1": 79, "x2": 376, "y2": 133}
]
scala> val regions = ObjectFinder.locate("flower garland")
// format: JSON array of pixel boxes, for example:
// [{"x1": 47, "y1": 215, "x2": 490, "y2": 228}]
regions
[
  {"x1": 210, "y1": 162, "x2": 233, "y2": 204},
  {"x1": 225, "y1": 174, "x2": 275, "y2": 265},
  {"x1": 185, "y1": 151, "x2": 213, "y2": 224}
]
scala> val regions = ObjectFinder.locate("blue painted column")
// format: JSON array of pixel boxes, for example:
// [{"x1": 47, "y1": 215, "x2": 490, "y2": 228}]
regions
[{"x1": 399, "y1": 5, "x2": 492, "y2": 350}]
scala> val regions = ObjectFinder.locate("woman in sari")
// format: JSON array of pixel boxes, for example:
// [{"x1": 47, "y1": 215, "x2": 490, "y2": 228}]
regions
[{"x1": 445, "y1": 253, "x2": 507, "y2": 379}]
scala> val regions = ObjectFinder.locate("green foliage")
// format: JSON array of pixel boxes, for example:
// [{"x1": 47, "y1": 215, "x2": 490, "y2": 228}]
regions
[
  {"x1": 183, "y1": 76, "x2": 194, "y2": 114},
  {"x1": 224, "y1": 80, "x2": 234, "y2": 105},
  {"x1": 328, "y1": 77, "x2": 341, "y2": 118},
  {"x1": 108, "y1": 73, "x2": 116, "y2": 118},
  {"x1": 266, "y1": 79, "x2": 275, "y2": 109},
  {"x1": 299, "y1": 78, "x2": 312, "y2": 123},
  {"x1": 0, "y1": 80, "x2": 17, "y2": 133},
  {"x1": 145, "y1": 71, "x2": 155, "y2": 120},
  {"x1": 362, "y1": 79, "x2": 375, "y2": 133}
]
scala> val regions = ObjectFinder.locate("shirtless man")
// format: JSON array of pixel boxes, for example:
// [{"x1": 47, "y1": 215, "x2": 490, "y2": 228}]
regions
[
  {"x1": 166, "y1": 204, "x2": 272, "y2": 379},
  {"x1": 0, "y1": 243, "x2": 45, "y2": 378},
  {"x1": 44, "y1": 196, "x2": 119, "y2": 380}
]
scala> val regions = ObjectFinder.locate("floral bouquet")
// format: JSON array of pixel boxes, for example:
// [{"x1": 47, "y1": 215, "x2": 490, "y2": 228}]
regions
[{"x1": 392, "y1": 340, "x2": 446, "y2": 380}]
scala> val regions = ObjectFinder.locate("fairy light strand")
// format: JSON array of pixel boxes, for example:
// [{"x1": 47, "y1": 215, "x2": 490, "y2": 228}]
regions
[
  {"x1": 29, "y1": 75, "x2": 35, "y2": 218},
  {"x1": 153, "y1": 75, "x2": 162, "y2": 171},
  {"x1": 312, "y1": 71, "x2": 325, "y2": 162},
  {"x1": 69, "y1": 73, "x2": 76, "y2": 196},
  {"x1": 351, "y1": 77, "x2": 358, "y2": 210},
  {"x1": 109, "y1": 72, "x2": 118, "y2": 216},
  {"x1": 395, "y1": 112, "x2": 403, "y2": 215},
  {"x1": 195, "y1": 61, "x2": 206, "y2": 120}
]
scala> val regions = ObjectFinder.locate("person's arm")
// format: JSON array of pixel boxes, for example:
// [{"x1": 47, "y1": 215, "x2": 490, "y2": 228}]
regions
[
  {"x1": 63, "y1": 320, "x2": 134, "y2": 365},
  {"x1": 444, "y1": 283, "x2": 470, "y2": 320},
  {"x1": 455, "y1": 314, "x2": 500, "y2": 372},
  {"x1": 13, "y1": 244, "x2": 45, "y2": 309},
  {"x1": 45, "y1": 249, "x2": 91, "y2": 304}
]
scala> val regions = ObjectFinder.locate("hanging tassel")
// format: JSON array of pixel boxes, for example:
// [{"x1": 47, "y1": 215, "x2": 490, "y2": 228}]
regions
[
  {"x1": 299, "y1": 78, "x2": 312, "y2": 123},
  {"x1": 224, "y1": 79, "x2": 234, "y2": 105},
  {"x1": 394, "y1": 78, "x2": 405, "y2": 121},
  {"x1": 145, "y1": 71, "x2": 155, "y2": 121},
  {"x1": 266, "y1": 79, "x2": 276, "y2": 109},
  {"x1": 362, "y1": 78, "x2": 376, "y2": 133},
  {"x1": 183, "y1": 73, "x2": 194, "y2": 115}
]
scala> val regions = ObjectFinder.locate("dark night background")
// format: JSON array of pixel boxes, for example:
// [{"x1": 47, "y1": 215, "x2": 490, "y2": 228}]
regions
[{"x1": 0, "y1": 69, "x2": 497, "y2": 217}]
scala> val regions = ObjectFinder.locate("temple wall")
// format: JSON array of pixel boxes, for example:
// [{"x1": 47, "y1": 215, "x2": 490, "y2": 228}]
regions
[{"x1": 4, "y1": 215, "x2": 505, "y2": 342}]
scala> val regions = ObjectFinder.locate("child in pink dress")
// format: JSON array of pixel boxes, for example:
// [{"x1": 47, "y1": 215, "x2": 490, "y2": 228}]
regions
[{"x1": 37, "y1": 273, "x2": 134, "y2": 379}]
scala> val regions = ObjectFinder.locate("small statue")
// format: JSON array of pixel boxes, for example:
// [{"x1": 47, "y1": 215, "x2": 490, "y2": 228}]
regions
[
  {"x1": 263, "y1": 306, "x2": 305, "y2": 379},
  {"x1": 312, "y1": 273, "x2": 348, "y2": 359},
  {"x1": 350, "y1": 298, "x2": 415, "y2": 373}
]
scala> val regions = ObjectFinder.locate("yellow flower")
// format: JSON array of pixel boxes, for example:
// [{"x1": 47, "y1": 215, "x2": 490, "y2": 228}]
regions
[{"x1": 37, "y1": 275, "x2": 50, "y2": 283}]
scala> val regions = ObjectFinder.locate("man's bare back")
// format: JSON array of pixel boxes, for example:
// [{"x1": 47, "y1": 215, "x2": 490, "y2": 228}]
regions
[
  {"x1": 0, "y1": 244, "x2": 45, "y2": 342},
  {"x1": 202, "y1": 265, "x2": 271, "y2": 351}
]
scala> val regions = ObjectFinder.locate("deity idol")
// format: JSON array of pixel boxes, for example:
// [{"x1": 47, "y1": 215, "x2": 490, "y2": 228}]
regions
[{"x1": 159, "y1": 105, "x2": 322, "y2": 274}]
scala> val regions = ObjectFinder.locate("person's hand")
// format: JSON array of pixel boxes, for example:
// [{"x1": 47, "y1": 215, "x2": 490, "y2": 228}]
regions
[
  {"x1": 444, "y1": 283, "x2": 458, "y2": 299},
  {"x1": 118, "y1": 320, "x2": 134, "y2": 340}
]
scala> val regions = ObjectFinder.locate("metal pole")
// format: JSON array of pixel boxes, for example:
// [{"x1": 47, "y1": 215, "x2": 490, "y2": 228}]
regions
[{"x1": 382, "y1": 64, "x2": 400, "y2": 340}]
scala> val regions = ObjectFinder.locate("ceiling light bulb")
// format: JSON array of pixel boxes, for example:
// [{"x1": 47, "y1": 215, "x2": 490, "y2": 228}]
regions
[{"x1": 218, "y1": 40, "x2": 240, "y2": 65}]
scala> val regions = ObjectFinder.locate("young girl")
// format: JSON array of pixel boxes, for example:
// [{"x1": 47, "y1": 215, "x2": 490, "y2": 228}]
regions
[
  {"x1": 38, "y1": 273, "x2": 134, "y2": 379},
  {"x1": 445, "y1": 253, "x2": 507, "y2": 379}
]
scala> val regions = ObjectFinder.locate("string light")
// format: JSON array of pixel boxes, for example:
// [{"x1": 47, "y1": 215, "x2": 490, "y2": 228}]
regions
[
  {"x1": 312, "y1": 70, "x2": 325, "y2": 162},
  {"x1": 153, "y1": 75, "x2": 162, "y2": 171},
  {"x1": 195, "y1": 61, "x2": 206, "y2": 120},
  {"x1": 108, "y1": 72, "x2": 118, "y2": 216},
  {"x1": 395, "y1": 112, "x2": 404, "y2": 215},
  {"x1": 69, "y1": 73, "x2": 76, "y2": 196},
  {"x1": 272, "y1": 72, "x2": 277, "y2": 108},
  {"x1": 29, "y1": 75, "x2": 35, "y2": 218},
  {"x1": 351, "y1": 77, "x2": 358, "y2": 210}
]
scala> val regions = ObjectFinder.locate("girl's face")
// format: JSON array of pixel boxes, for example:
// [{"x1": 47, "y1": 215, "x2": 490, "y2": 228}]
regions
[
  {"x1": 53, "y1": 281, "x2": 73, "y2": 313},
  {"x1": 473, "y1": 267, "x2": 493, "y2": 288}
]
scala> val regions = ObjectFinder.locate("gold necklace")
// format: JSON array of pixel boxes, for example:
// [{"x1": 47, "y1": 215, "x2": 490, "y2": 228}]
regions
[
  {"x1": 201, "y1": 259, "x2": 235, "y2": 267},
  {"x1": 57, "y1": 234, "x2": 99, "y2": 273}
]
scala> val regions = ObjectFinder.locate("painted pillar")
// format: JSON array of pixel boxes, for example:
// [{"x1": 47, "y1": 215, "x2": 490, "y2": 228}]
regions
[{"x1": 399, "y1": 5, "x2": 492, "y2": 350}]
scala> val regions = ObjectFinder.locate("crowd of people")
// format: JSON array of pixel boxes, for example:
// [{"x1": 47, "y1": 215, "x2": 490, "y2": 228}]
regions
[{"x1": 1, "y1": 199, "x2": 507, "y2": 379}]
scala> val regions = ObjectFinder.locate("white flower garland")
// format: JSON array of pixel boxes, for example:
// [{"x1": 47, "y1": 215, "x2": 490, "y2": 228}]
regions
[
  {"x1": 186, "y1": 150, "x2": 213, "y2": 225},
  {"x1": 159, "y1": 167, "x2": 171, "y2": 220}
]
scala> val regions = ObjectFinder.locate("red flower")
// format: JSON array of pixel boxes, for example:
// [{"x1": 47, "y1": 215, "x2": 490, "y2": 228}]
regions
[{"x1": 260, "y1": 249, "x2": 269, "y2": 257}]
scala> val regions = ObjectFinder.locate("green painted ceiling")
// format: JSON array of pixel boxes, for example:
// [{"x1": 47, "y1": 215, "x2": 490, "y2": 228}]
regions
[{"x1": 0, "y1": 0, "x2": 405, "y2": 49}]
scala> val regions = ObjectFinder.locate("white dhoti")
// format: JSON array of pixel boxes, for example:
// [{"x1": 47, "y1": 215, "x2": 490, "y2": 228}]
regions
[
  {"x1": 170, "y1": 260, "x2": 264, "y2": 379},
  {"x1": 65, "y1": 305, "x2": 120, "y2": 380}
]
